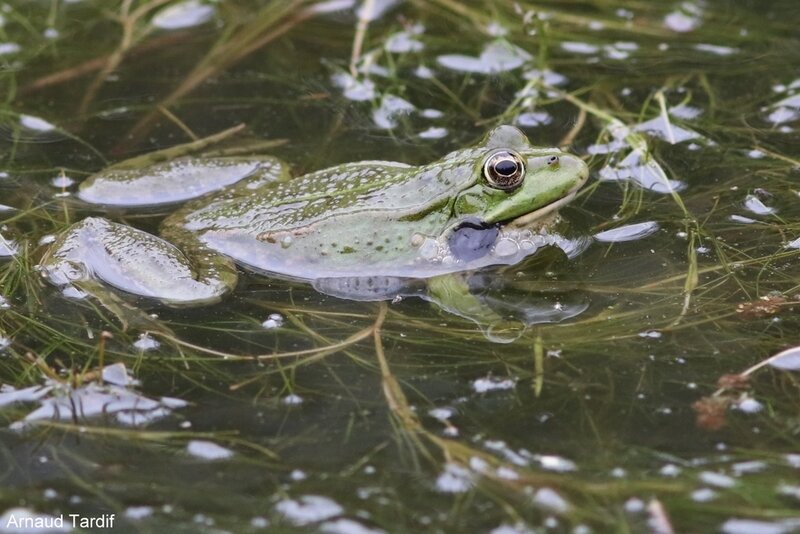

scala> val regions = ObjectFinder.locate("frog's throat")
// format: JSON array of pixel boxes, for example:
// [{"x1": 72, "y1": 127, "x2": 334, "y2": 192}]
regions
[{"x1": 508, "y1": 180, "x2": 585, "y2": 227}]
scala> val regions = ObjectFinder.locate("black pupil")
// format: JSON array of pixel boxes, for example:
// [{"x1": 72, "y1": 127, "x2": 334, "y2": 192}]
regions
[{"x1": 494, "y1": 158, "x2": 518, "y2": 176}]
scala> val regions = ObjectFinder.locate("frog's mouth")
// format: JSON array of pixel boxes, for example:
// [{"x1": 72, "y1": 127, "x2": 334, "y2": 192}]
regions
[{"x1": 506, "y1": 177, "x2": 587, "y2": 228}]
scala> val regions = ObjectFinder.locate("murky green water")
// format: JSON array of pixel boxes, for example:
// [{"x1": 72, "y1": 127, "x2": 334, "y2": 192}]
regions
[{"x1": 1, "y1": 1, "x2": 800, "y2": 532}]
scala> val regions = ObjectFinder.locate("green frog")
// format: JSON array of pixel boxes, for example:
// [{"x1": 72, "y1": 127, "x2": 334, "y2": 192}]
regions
[{"x1": 40, "y1": 126, "x2": 588, "y2": 342}]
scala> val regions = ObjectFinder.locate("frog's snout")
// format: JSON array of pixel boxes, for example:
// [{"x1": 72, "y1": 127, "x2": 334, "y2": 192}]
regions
[{"x1": 560, "y1": 153, "x2": 590, "y2": 191}]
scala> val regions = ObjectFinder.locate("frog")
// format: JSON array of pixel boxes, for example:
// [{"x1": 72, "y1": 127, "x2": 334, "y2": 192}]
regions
[{"x1": 40, "y1": 125, "x2": 589, "y2": 342}]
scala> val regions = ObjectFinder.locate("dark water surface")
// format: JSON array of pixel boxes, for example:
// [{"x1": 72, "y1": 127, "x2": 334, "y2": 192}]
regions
[{"x1": 1, "y1": 1, "x2": 800, "y2": 532}]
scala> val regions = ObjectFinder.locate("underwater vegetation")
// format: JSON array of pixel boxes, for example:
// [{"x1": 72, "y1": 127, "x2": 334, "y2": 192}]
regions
[{"x1": 0, "y1": 0, "x2": 799, "y2": 532}]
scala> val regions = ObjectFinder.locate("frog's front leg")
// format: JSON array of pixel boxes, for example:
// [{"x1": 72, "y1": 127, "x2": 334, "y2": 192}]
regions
[
  {"x1": 426, "y1": 274, "x2": 525, "y2": 344},
  {"x1": 40, "y1": 217, "x2": 237, "y2": 307}
]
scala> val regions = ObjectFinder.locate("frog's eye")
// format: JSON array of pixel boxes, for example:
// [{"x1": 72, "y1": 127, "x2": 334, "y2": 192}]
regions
[{"x1": 483, "y1": 150, "x2": 525, "y2": 191}]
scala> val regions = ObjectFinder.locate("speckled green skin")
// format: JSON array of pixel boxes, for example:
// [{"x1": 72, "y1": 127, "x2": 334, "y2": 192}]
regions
[
  {"x1": 168, "y1": 126, "x2": 588, "y2": 281},
  {"x1": 41, "y1": 126, "x2": 588, "y2": 308}
]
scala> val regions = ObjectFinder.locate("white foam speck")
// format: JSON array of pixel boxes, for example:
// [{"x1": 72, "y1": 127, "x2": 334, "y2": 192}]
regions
[
  {"x1": 321, "y1": 518, "x2": 385, "y2": 534},
  {"x1": 699, "y1": 471, "x2": 736, "y2": 488},
  {"x1": 437, "y1": 41, "x2": 532, "y2": 74},
  {"x1": 0, "y1": 43, "x2": 21, "y2": 56},
  {"x1": 19, "y1": 115, "x2": 56, "y2": 132},
  {"x1": 472, "y1": 376, "x2": 516, "y2": 393},
  {"x1": 560, "y1": 42, "x2": 599, "y2": 54},
  {"x1": 125, "y1": 506, "x2": 154, "y2": 520},
  {"x1": 532, "y1": 487, "x2": 570, "y2": 513},
  {"x1": 594, "y1": 221, "x2": 660, "y2": 243},
  {"x1": 186, "y1": 440, "x2": 234, "y2": 460},
  {"x1": 435, "y1": 463, "x2": 473, "y2": 493},
  {"x1": 152, "y1": 0, "x2": 215, "y2": 30},
  {"x1": 275, "y1": 495, "x2": 343, "y2": 526},
  {"x1": 283, "y1": 393, "x2": 304, "y2": 405}
]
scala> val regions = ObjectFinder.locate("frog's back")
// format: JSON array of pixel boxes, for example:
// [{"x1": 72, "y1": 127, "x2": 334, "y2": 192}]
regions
[
  {"x1": 179, "y1": 158, "x2": 477, "y2": 235},
  {"x1": 166, "y1": 157, "x2": 479, "y2": 279}
]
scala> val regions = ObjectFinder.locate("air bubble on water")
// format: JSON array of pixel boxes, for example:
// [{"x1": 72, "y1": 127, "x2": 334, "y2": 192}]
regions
[
  {"x1": 51, "y1": 175, "x2": 74, "y2": 188},
  {"x1": 523, "y1": 68, "x2": 568, "y2": 86},
  {"x1": 638, "y1": 330, "x2": 662, "y2": 339},
  {"x1": 729, "y1": 214, "x2": 756, "y2": 224},
  {"x1": 532, "y1": 487, "x2": 570, "y2": 514},
  {"x1": 19, "y1": 114, "x2": 55, "y2": 132},
  {"x1": 356, "y1": 0, "x2": 399, "y2": 21},
  {"x1": 0, "y1": 363, "x2": 185, "y2": 428},
  {"x1": 151, "y1": 0, "x2": 215, "y2": 30},
  {"x1": 283, "y1": 393, "x2": 303, "y2": 405},
  {"x1": 250, "y1": 516, "x2": 269, "y2": 529},
  {"x1": 699, "y1": 471, "x2": 736, "y2": 488},
  {"x1": 485, "y1": 21, "x2": 508, "y2": 37},
  {"x1": 660, "y1": 464, "x2": 681, "y2": 477},
  {"x1": 372, "y1": 94, "x2": 415, "y2": 129},
  {"x1": 694, "y1": 43, "x2": 737, "y2": 56},
  {"x1": 62, "y1": 286, "x2": 88, "y2": 299},
  {"x1": 438, "y1": 40, "x2": 532, "y2": 74},
  {"x1": 536, "y1": 455, "x2": 577, "y2": 472},
  {"x1": 435, "y1": 463, "x2": 473, "y2": 493},
  {"x1": 331, "y1": 73, "x2": 376, "y2": 101},
  {"x1": 321, "y1": 518, "x2": 384, "y2": 534},
  {"x1": 516, "y1": 111, "x2": 552, "y2": 128},
  {"x1": 0, "y1": 43, "x2": 20, "y2": 55},
  {"x1": 664, "y1": 3, "x2": 703, "y2": 32},
  {"x1": 721, "y1": 519, "x2": 800, "y2": 534},
  {"x1": 428, "y1": 407, "x2": 455, "y2": 421},
  {"x1": 275, "y1": 495, "x2": 343, "y2": 526},
  {"x1": 133, "y1": 333, "x2": 160, "y2": 352},
  {"x1": 186, "y1": 440, "x2": 234, "y2": 460},
  {"x1": 0, "y1": 234, "x2": 18, "y2": 257},
  {"x1": 492, "y1": 238, "x2": 520, "y2": 258},
  {"x1": 125, "y1": 506, "x2": 154, "y2": 521},
  {"x1": 690, "y1": 488, "x2": 718, "y2": 502},
  {"x1": 735, "y1": 397, "x2": 763, "y2": 413},
  {"x1": 472, "y1": 376, "x2": 516, "y2": 393},
  {"x1": 731, "y1": 460, "x2": 767, "y2": 475},
  {"x1": 598, "y1": 149, "x2": 685, "y2": 193},
  {"x1": 414, "y1": 65, "x2": 434, "y2": 79},
  {"x1": 594, "y1": 221, "x2": 659, "y2": 243},
  {"x1": 385, "y1": 31, "x2": 424, "y2": 53},
  {"x1": 669, "y1": 104, "x2": 703, "y2": 119},
  {"x1": 634, "y1": 116, "x2": 702, "y2": 144},
  {"x1": 744, "y1": 195, "x2": 776, "y2": 216},
  {"x1": 560, "y1": 42, "x2": 599, "y2": 54},
  {"x1": 262, "y1": 313, "x2": 284, "y2": 329},
  {"x1": 767, "y1": 93, "x2": 800, "y2": 124},
  {"x1": 420, "y1": 108, "x2": 443, "y2": 119},
  {"x1": 624, "y1": 497, "x2": 645, "y2": 513},
  {"x1": 418, "y1": 127, "x2": 448, "y2": 140}
]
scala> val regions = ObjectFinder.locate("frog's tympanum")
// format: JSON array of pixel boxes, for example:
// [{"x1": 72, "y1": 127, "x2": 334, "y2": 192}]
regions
[{"x1": 41, "y1": 126, "x2": 588, "y2": 342}]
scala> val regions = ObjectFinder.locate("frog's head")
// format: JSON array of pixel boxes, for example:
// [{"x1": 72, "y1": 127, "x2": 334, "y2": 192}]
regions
[{"x1": 453, "y1": 125, "x2": 588, "y2": 225}]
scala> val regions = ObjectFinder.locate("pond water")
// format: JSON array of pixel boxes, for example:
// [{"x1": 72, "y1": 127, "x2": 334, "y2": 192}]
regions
[{"x1": 1, "y1": 1, "x2": 799, "y2": 532}]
